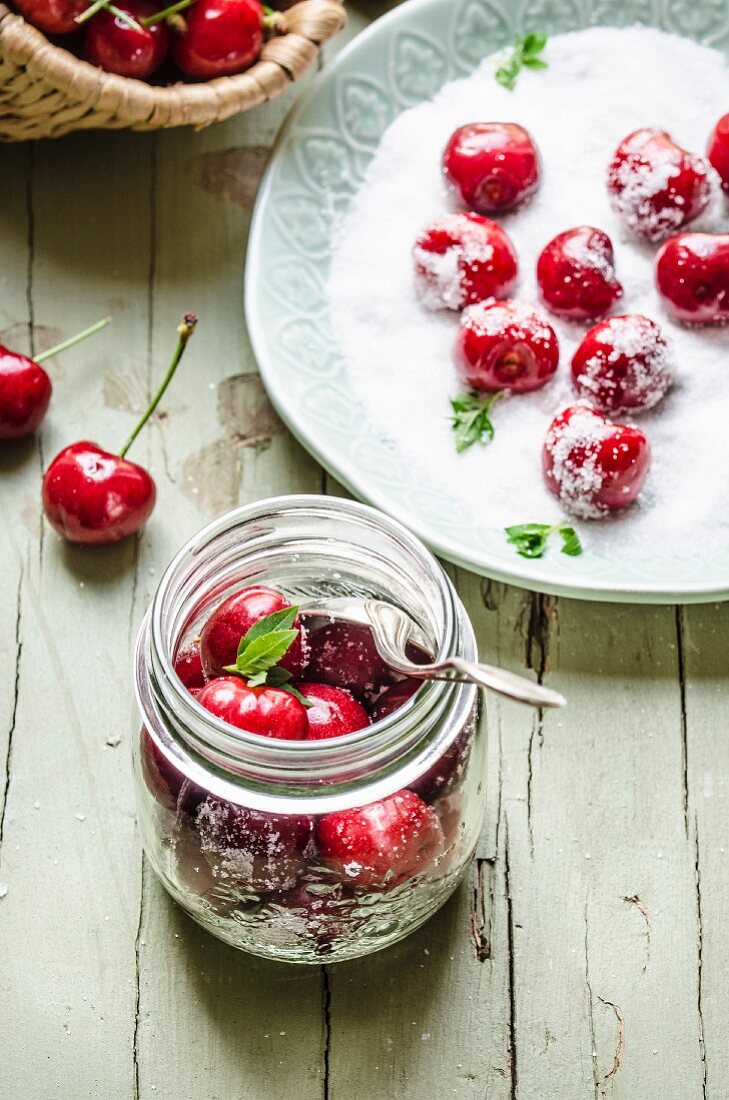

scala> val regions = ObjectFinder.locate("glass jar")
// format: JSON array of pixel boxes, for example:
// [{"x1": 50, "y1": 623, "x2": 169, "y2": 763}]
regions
[{"x1": 133, "y1": 495, "x2": 484, "y2": 964}]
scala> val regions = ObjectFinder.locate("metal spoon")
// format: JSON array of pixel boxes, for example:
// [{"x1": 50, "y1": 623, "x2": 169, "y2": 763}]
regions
[{"x1": 365, "y1": 599, "x2": 566, "y2": 710}]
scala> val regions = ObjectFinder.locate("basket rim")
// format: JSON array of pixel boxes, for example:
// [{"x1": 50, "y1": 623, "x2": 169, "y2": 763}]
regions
[{"x1": 0, "y1": 0, "x2": 345, "y2": 114}]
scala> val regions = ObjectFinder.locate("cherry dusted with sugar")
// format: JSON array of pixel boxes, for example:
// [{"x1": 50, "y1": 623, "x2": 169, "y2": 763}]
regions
[
  {"x1": 369, "y1": 678, "x2": 420, "y2": 721},
  {"x1": 0, "y1": 318, "x2": 109, "y2": 443},
  {"x1": 13, "y1": 0, "x2": 86, "y2": 34},
  {"x1": 607, "y1": 128, "x2": 714, "y2": 242},
  {"x1": 316, "y1": 789, "x2": 444, "y2": 890},
  {"x1": 83, "y1": 0, "x2": 170, "y2": 79},
  {"x1": 298, "y1": 682, "x2": 370, "y2": 740},
  {"x1": 42, "y1": 313, "x2": 196, "y2": 545},
  {"x1": 171, "y1": 0, "x2": 264, "y2": 79},
  {"x1": 305, "y1": 619, "x2": 399, "y2": 704},
  {"x1": 197, "y1": 676, "x2": 309, "y2": 740},
  {"x1": 455, "y1": 299, "x2": 559, "y2": 395},
  {"x1": 195, "y1": 796, "x2": 314, "y2": 892},
  {"x1": 412, "y1": 212, "x2": 518, "y2": 311},
  {"x1": 708, "y1": 114, "x2": 729, "y2": 193},
  {"x1": 443, "y1": 122, "x2": 540, "y2": 215},
  {"x1": 200, "y1": 585, "x2": 308, "y2": 680},
  {"x1": 536, "y1": 226, "x2": 623, "y2": 321},
  {"x1": 571, "y1": 314, "x2": 673, "y2": 414},
  {"x1": 655, "y1": 232, "x2": 729, "y2": 325},
  {"x1": 542, "y1": 404, "x2": 651, "y2": 519}
]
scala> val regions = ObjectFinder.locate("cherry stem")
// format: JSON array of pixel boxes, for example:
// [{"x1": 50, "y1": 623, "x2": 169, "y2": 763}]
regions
[
  {"x1": 106, "y1": 3, "x2": 144, "y2": 29},
  {"x1": 75, "y1": 0, "x2": 106, "y2": 24},
  {"x1": 141, "y1": 0, "x2": 193, "y2": 26},
  {"x1": 35, "y1": 317, "x2": 111, "y2": 364},
  {"x1": 262, "y1": 5, "x2": 286, "y2": 32},
  {"x1": 119, "y1": 313, "x2": 198, "y2": 459}
]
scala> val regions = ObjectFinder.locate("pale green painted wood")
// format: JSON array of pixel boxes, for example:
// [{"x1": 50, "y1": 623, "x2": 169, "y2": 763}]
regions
[{"x1": 0, "y1": 4, "x2": 726, "y2": 1098}]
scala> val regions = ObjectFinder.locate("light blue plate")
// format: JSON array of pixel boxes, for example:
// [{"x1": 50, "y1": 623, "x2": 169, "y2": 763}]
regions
[{"x1": 246, "y1": 0, "x2": 729, "y2": 603}]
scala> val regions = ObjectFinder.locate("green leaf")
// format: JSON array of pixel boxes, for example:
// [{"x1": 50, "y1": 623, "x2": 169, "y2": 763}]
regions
[
  {"x1": 236, "y1": 605, "x2": 298, "y2": 656},
  {"x1": 450, "y1": 391, "x2": 503, "y2": 453},
  {"x1": 264, "y1": 666, "x2": 293, "y2": 687},
  {"x1": 523, "y1": 57, "x2": 548, "y2": 70},
  {"x1": 493, "y1": 31, "x2": 548, "y2": 89},
  {"x1": 244, "y1": 669, "x2": 269, "y2": 688},
  {"x1": 521, "y1": 31, "x2": 547, "y2": 55},
  {"x1": 236, "y1": 628, "x2": 299, "y2": 677},
  {"x1": 558, "y1": 525, "x2": 583, "y2": 557},
  {"x1": 281, "y1": 685, "x2": 314, "y2": 708}
]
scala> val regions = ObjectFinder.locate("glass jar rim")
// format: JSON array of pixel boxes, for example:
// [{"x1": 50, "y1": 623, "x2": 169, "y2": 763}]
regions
[{"x1": 135, "y1": 495, "x2": 477, "y2": 812}]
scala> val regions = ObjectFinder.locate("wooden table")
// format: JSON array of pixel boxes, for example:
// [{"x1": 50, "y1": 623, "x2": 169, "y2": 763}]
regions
[{"x1": 1, "y1": 4, "x2": 726, "y2": 1096}]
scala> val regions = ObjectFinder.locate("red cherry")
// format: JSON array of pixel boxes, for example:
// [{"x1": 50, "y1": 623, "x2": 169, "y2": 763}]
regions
[
  {"x1": 607, "y1": 128, "x2": 714, "y2": 242},
  {"x1": 84, "y1": 0, "x2": 169, "y2": 79},
  {"x1": 413, "y1": 212, "x2": 518, "y2": 311},
  {"x1": 195, "y1": 797, "x2": 314, "y2": 892},
  {"x1": 455, "y1": 300, "x2": 559, "y2": 394},
  {"x1": 316, "y1": 789, "x2": 444, "y2": 890},
  {"x1": 369, "y1": 678, "x2": 420, "y2": 721},
  {"x1": 655, "y1": 232, "x2": 729, "y2": 325},
  {"x1": 305, "y1": 620, "x2": 398, "y2": 704},
  {"x1": 13, "y1": 0, "x2": 86, "y2": 34},
  {"x1": 536, "y1": 226, "x2": 623, "y2": 321},
  {"x1": 139, "y1": 727, "x2": 206, "y2": 814},
  {"x1": 42, "y1": 441, "x2": 156, "y2": 545},
  {"x1": 174, "y1": 644, "x2": 206, "y2": 690},
  {"x1": 542, "y1": 404, "x2": 651, "y2": 518},
  {"x1": 443, "y1": 122, "x2": 540, "y2": 214},
  {"x1": 571, "y1": 314, "x2": 673, "y2": 414},
  {"x1": 200, "y1": 585, "x2": 308, "y2": 679},
  {"x1": 297, "y1": 682, "x2": 370, "y2": 740},
  {"x1": 0, "y1": 348, "x2": 51, "y2": 441},
  {"x1": 171, "y1": 0, "x2": 264, "y2": 79},
  {"x1": 198, "y1": 676, "x2": 308, "y2": 740},
  {"x1": 708, "y1": 114, "x2": 729, "y2": 193}
]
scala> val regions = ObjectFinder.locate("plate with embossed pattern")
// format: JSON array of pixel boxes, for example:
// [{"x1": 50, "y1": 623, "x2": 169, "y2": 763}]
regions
[{"x1": 246, "y1": 0, "x2": 729, "y2": 603}]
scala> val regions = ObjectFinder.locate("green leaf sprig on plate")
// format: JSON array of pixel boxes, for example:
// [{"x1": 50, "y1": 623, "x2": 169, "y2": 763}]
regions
[
  {"x1": 505, "y1": 521, "x2": 583, "y2": 560},
  {"x1": 223, "y1": 606, "x2": 312, "y2": 706},
  {"x1": 450, "y1": 390, "x2": 504, "y2": 453},
  {"x1": 494, "y1": 33, "x2": 549, "y2": 91}
]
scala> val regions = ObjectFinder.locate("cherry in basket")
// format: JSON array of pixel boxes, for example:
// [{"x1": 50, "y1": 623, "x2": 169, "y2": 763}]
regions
[
  {"x1": 170, "y1": 0, "x2": 265, "y2": 79},
  {"x1": 83, "y1": 0, "x2": 170, "y2": 79},
  {"x1": 42, "y1": 313, "x2": 197, "y2": 545},
  {"x1": 13, "y1": 0, "x2": 86, "y2": 34}
]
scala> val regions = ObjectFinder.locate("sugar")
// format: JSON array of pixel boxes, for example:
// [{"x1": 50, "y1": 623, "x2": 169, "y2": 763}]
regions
[{"x1": 328, "y1": 26, "x2": 729, "y2": 564}]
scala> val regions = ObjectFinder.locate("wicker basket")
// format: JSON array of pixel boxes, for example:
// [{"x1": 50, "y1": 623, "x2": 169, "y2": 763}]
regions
[{"x1": 0, "y1": 0, "x2": 345, "y2": 140}]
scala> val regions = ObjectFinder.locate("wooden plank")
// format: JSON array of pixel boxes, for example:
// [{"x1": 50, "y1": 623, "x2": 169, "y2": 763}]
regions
[
  {"x1": 681, "y1": 602, "x2": 729, "y2": 1097},
  {"x1": 132, "y1": 95, "x2": 325, "y2": 1099},
  {"x1": 0, "y1": 132, "x2": 153, "y2": 1096}
]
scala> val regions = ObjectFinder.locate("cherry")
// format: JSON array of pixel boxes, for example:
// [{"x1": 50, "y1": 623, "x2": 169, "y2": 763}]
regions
[
  {"x1": 84, "y1": 0, "x2": 169, "y2": 78},
  {"x1": 413, "y1": 212, "x2": 518, "y2": 311},
  {"x1": 316, "y1": 789, "x2": 444, "y2": 890},
  {"x1": 542, "y1": 404, "x2": 651, "y2": 518},
  {"x1": 655, "y1": 232, "x2": 729, "y2": 325},
  {"x1": 305, "y1": 619, "x2": 398, "y2": 704},
  {"x1": 455, "y1": 300, "x2": 559, "y2": 394},
  {"x1": 139, "y1": 727, "x2": 206, "y2": 815},
  {"x1": 707, "y1": 114, "x2": 729, "y2": 193},
  {"x1": 297, "y1": 682, "x2": 370, "y2": 740},
  {"x1": 536, "y1": 226, "x2": 623, "y2": 321},
  {"x1": 198, "y1": 676, "x2": 308, "y2": 740},
  {"x1": 195, "y1": 796, "x2": 314, "y2": 892},
  {"x1": 571, "y1": 314, "x2": 673, "y2": 414},
  {"x1": 171, "y1": 0, "x2": 264, "y2": 79},
  {"x1": 369, "y1": 678, "x2": 420, "y2": 721},
  {"x1": 607, "y1": 128, "x2": 714, "y2": 242},
  {"x1": 200, "y1": 585, "x2": 308, "y2": 680},
  {"x1": 0, "y1": 318, "x2": 109, "y2": 443},
  {"x1": 42, "y1": 313, "x2": 196, "y2": 545},
  {"x1": 13, "y1": 0, "x2": 86, "y2": 34},
  {"x1": 443, "y1": 122, "x2": 540, "y2": 214},
  {"x1": 174, "y1": 644, "x2": 206, "y2": 690}
]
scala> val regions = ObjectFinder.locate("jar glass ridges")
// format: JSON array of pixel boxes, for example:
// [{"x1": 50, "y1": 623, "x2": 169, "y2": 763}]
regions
[{"x1": 133, "y1": 496, "x2": 485, "y2": 963}]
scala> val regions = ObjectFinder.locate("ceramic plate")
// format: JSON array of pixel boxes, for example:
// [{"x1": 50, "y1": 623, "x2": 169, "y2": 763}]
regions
[{"x1": 246, "y1": 0, "x2": 729, "y2": 603}]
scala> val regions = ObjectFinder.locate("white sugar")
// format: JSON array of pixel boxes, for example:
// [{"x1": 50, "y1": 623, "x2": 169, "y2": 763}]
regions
[{"x1": 328, "y1": 26, "x2": 729, "y2": 563}]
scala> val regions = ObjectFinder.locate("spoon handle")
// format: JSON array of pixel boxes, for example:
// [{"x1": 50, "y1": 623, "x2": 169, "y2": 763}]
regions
[{"x1": 448, "y1": 657, "x2": 566, "y2": 709}]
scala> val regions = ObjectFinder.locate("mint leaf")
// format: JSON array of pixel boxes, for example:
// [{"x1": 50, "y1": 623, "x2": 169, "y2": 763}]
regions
[
  {"x1": 450, "y1": 390, "x2": 503, "y2": 453},
  {"x1": 281, "y1": 684, "x2": 314, "y2": 708},
  {"x1": 236, "y1": 606, "x2": 297, "y2": 656},
  {"x1": 505, "y1": 520, "x2": 583, "y2": 560},
  {"x1": 264, "y1": 666, "x2": 294, "y2": 687},
  {"x1": 237, "y1": 628, "x2": 298, "y2": 676},
  {"x1": 494, "y1": 31, "x2": 548, "y2": 90}
]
